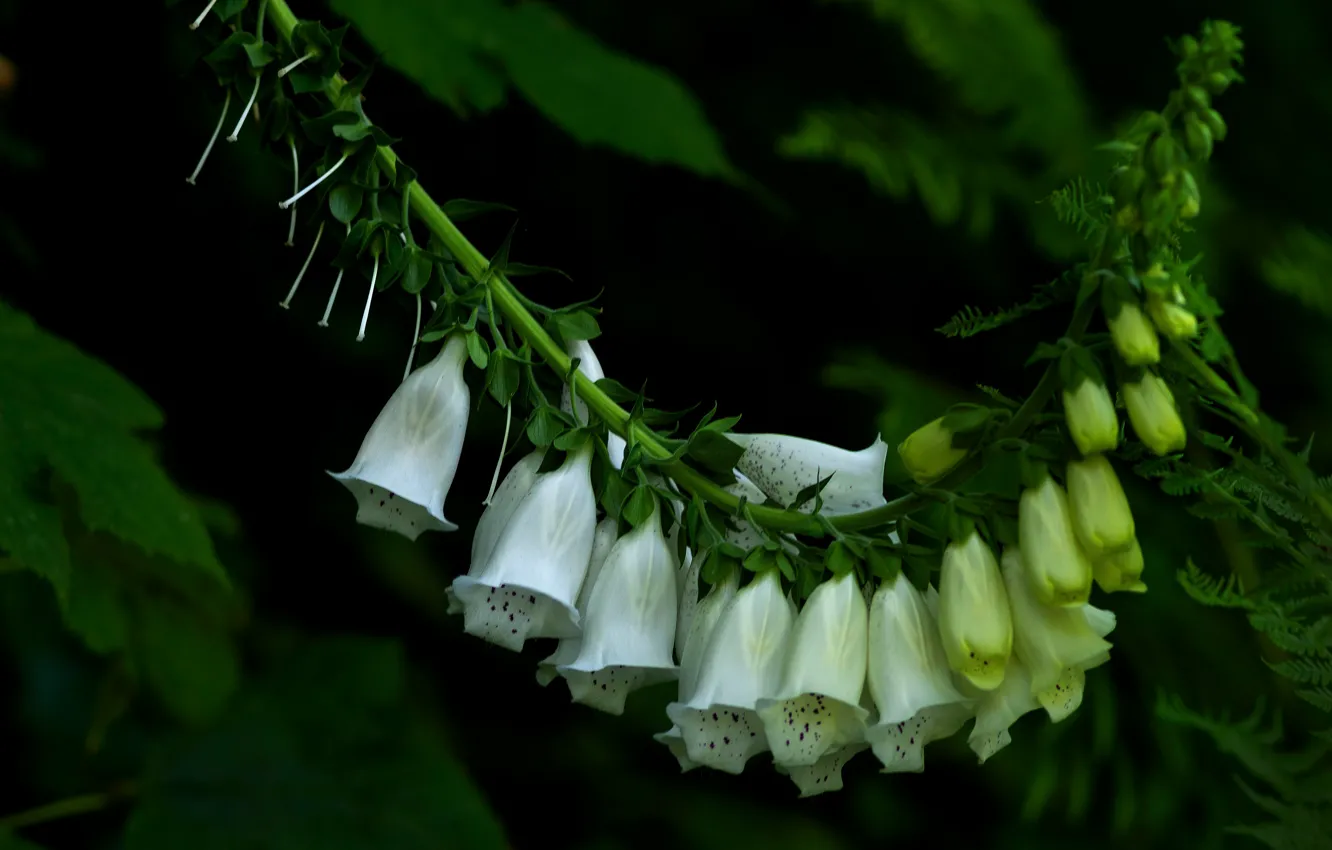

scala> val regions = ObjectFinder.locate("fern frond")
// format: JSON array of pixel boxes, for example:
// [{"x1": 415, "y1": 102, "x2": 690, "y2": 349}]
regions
[
  {"x1": 1044, "y1": 176, "x2": 1111, "y2": 241},
  {"x1": 935, "y1": 271, "x2": 1076, "y2": 338},
  {"x1": 1297, "y1": 687, "x2": 1332, "y2": 713},
  {"x1": 975, "y1": 384, "x2": 1021, "y2": 408},
  {"x1": 1134, "y1": 456, "x2": 1178, "y2": 479},
  {"x1": 1260, "y1": 226, "x2": 1332, "y2": 318},
  {"x1": 1162, "y1": 473, "x2": 1211, "y2": 496},
  {"x1": 1178, "y1": 558, "x2": 1251, "y2": 608},
  {"x1": 1268, "y1": 656, "x2": 1332, "y2": 686}
]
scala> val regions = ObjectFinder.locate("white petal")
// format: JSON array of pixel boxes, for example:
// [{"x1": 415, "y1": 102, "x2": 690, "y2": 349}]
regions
[
  {"x1": 1002, "y1": 547, "x2": 1113, "y2": 694},
  {"x1": 679, "y1": 568, "x2": 739, "y2": 703},
  {"x1": 968, "y1": 655, "x2": 1040, "y2": 763},
  {"x1": 1037, "y1": 666, "x2": 1087, "y2": 722},
  {"x1": 730, "y1": 433, "x2": 888, "y2": 516},
  {"x1": 780, "y1": 742, "x2": 869, "y2": 797},
  {"x1": 675, "y1": 548, "x2": 702, "y2": 663},
  {"x1": 559, "y1": 508, "x2": 678, "y2": 714},
  {"x1": 560, "y1": 340, "x2": 625, "y2": 469},
  {"x1": 471, "y1": 450, "x2": 545, "y2": 574},
  {"x1": 867, "y1": 702, "x2": 972, "y2": 773},
  {"x1": 329, "y1": 337, "x2": 470, "y2": 539},
  {"x1": 757, "y1": 572, "x2": 870, "y2": 766},
  {"x1": 452, "y1": 446, "x2": 596, "y2": 650},
  {"x1": 867, "y1": 574, "x2": 968, "y2": 725},
  {"x1": 666, "y1": 570, "x2": 795, "y2": 773},
  {"x1": 653, "y1": 726, "x2": 700, "y2": 773},
  {"x1": 537, "y1": 518, "x2": 618, "y2": 686},
  {"x1": 722, "y1": 471, "x2": 769, "y2": 550}
]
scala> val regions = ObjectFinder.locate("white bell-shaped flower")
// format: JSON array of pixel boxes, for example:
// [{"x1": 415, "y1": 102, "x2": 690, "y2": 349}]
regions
[
  {"x1": 329, "y1": 334, "x2": 470, "y2": 540},
  {"x1": 775, "y1": 742, "x2": 871, "y2": 797},
  {"x1": 560, "y1": 339, "x2": 626, "y2": 469},
  {"x1": 536, "y1": 518, "x2": 618, "y2": 687},
  {"x1": 450, "y1": 443, "x2": 597, "y2": 652},
  {"x1": 729, "y1": 433, "x2": 888, "y2": 516},
  {"x1": 865, "y1": 574, "x2": 973, "y2": 772},
  {"x1": 674, "y1": 548, "x2": 701, "y2": 664},
  {"x1": 722, "y1": 471, "x2": 770, "y2": 550},
  {"x1": 654, "y1": 566, "x2": 740, "y2": 771},
  {"x1": 1035, "y1": 604, "x2": 1117, "y2": 723},
  {"x1": 665, "y1": 569, "x2": 795, "y2": 774},
  {"x1": 756, "y1": 571, "x2": 870, "y2": 768},
  {"x1": 558, "y1": 502, "x2": 680, "y2": 714},
  {"x1": 937, "y1": 530, "x2": 1013, "y2": 690},
  {"x1": 1001, "y1": 546, "x2": 1114, "y2": 695},
  {"x1": 447, "y1": 449, "x2": 545, "y2": 617},
  {"x1": 967, "y1": 654, "x2": 1041, "y2": 764}
]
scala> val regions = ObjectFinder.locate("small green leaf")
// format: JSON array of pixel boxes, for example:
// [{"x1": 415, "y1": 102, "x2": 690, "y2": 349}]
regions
[
  {"x1": 505, "y1": 262, "x2": 571, "y2": 280},
  {"x1": 465, "y1": 332, "x2": 490, "y2": 369},
  {"x1": 287, "y1": 70, "x2": 329, "y2": 95},
  {"x1": 742, "y1": 546, "x2": 775, "y2": 574},
  {"x1": 333, "y1": 122, "x2": 374, "y2": 142},
  {"x1": 402, "y1": 251, "x2": 432, "y2": 294},
  {"x1": 622, "y1": 485, "x2": 656, "y2": 528},
  {"x1": 824, "y1": 540, "x2": 857, "y2": 577},
  {"x1": 486, "y1": 353, "x2": 521, "y2": 407},
  {"x1": 329, "y1": 183, "x2": 364, "y2": 223},
  {"x1": 865, "y1": 545, "x2": 902, "y2": 582},
  {"x1": 552, "y1": 311, "x2": 601, "y2": 342},
  {"x1": 773, "y1": 551, "x2": 796, "y2": 582},
  {"x1": 300, "y1": 109, "x2": 361, "y2": 145},
  {"x1": 440, "y1": 199, "x2": 517, "y2": 223},
  {"x1": 686, "y1": 430, "x2": 744, "y2": 480},
  {"x1": 526, "y1": 406, "x2": 565, "y2": 447},
  {"x1": 242, "y1": 41, "x2": 275, "y2": 69}
]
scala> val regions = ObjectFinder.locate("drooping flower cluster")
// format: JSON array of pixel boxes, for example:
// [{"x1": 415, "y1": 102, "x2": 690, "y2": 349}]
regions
[{"x1": 329, "y1": 333, "x2": 1144, "y2": 796}]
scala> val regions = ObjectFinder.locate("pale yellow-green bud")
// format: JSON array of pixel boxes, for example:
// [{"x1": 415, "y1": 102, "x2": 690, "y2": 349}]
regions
[
  {"x1": 1147, "y1": 290, "x2": 1199, "y2": 339},
  {"x1": 1123, "y1": 373, "x2": 1187, "y2": 456},
  {"x1": 898, "y1": 417, "x2": 967, "y2": 484},
  {"x1": 1066, "y1": 455, "x2": 1135, "y2": 556},
  {"x1": 1018, "y1": 477, "x2": 1094, "y2": 607},
  {"x1": 1093, "y1": 538, "x2": 1147, "y2": 593},
  {"x1": 1062, "y1": 379, "x2": 1119, "y2": 456},
  {"x1": 938, "y1": 531, "x2": 1012, "y2": 691},
  {"x1": 1107, "y1": 302, "x2": 1161, "y2": 366}
]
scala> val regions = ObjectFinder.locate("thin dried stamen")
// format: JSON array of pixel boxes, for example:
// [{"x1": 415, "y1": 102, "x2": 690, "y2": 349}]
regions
[
  {"x1": 279, "y1": 221, "x2": 324, "y2": 309},
  {"x1": 186, "y1": 90, "x2": 231, "y2": 185},
  {"x1": 356, "y1": 256, "x2": 379, "y2": 342},
  {"x1": 189, "y1": 0, "x2": 218, "y2": 30},
  {"x1": 403, "y1": 293, "x2": 422, "y2": 380},
  {"x1": 285, "y1": 140, "x2": 299, "y2": 246},
  {"x1": 317, "y1": 223, "x2": 350, "y2": 328},
  {"x1": 277, "y1": 51, "x2": 315, "y2": 78},
  {"x1": 278, "y1": 154, "x2": 347, "y2": 210},
  {"x1": 483, "y1": 403, "x2": 514, "y2": 506},
  {"x1": 226, "y1": 74, "x2": 261, "y2": 142}
]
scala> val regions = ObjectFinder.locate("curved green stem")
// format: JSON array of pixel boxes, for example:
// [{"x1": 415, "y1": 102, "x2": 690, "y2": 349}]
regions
[
  {"x1": 0, "y1": 784, "x2": 135, "y2": 831},
  {"x1": 260, "y1": 0, "x2": 1093, "y2": 536}
]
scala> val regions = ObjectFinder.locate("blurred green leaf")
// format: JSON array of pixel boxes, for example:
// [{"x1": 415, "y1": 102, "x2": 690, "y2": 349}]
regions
[
  {"x1": 331, "y1": 0, "x2": 734, "y2": 177},
  {"x1": 0, "y1": 832, "x2": 48, "y2": 850},
  {"x1": 0, "y1": 300, "x2": 227, "y2": 602},
  {"x1": 124, "y1": 636, "x2": 507, "y2": 850}
]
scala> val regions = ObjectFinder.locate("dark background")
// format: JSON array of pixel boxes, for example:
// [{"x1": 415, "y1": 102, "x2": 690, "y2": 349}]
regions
[{"x1": 1, "y1": 0, "x2": 1330, "y2": 847}]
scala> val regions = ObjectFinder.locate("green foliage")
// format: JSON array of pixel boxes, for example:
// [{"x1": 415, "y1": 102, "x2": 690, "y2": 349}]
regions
[
  {"x1": 124, "y1": 636, "x2": 506, "y2": 850},
  {"x1": 1158, "y1": 696, "x2": 1332, "y2": 850},
  {"x1": 1260, "y1": 226, "x2": 1332, "y2": 317},
  {"x1": 0, "y1": 300, "x2": 240, "y2": 723},
  {"x1": 329, "y1": 0, "x2": 734, "y2": 177},
  {"x1": 780, "y1": 0, "x2": 1093, "y2": 253},
  {"x1": 935, "y1": 270, "x2": 1075, "y2": 338}
]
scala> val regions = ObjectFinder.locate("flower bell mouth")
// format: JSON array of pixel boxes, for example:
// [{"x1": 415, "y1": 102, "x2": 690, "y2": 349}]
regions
[{"x1": 329, "y1": 334, "x2": 471, "y2": 540}]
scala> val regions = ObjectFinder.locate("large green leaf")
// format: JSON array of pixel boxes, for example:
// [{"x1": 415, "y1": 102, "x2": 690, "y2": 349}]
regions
[
  {"x1": 0, "y1": 300, "x2": 227, "y2": 600},
  {"x1": 124, "y1": 636, "x2": 507, "y2": 850},
  {"x1": 330, "y1": 0, "x2": 733, "y2": 177},
  {"x1": 0, "y1": 300, "x2": 238, "y2": 723}
]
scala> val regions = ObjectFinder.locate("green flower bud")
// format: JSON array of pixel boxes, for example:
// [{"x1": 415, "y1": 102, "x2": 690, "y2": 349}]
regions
[
  {"x1": 1184, "y1": 85, "x2": 1210, "y2": 110},
  {"x1": 898, "y1": 417, "x2": 968, "y2": 484},
  {"x1": 1092, "y1": 538, "x2": 1147, "y2": 593},
  {"x1": 1148, "y1": 134, "x2": 1180, "y2": 180},
  {"x1": 938, "y1": 530, "x2": 1013, "y2": 691},
  {"x1": 1201, "y1": 108, "x2": 1228, "y2": 141},
  {"x1": 1018, "y1": 476, "x2": 1094, "y2": 607},
  {"x1": 1147, "y1": 290, "x2": 1199, "y2": 339},
  {"x1": 1184, "y1": 116, "x2": 1213, "y2": 161},
  {"x1": 1123, "y1": 373, "x2": 1186, "y2": 456},
  {"x1": 1106, "y1": 301, "x2": 1161, "y2": 366},
  {"x1": 1177, "y1": 35, "x2": 1199, "y2": 58},
  {"x1": 1178, "y1": 171, "x2": 1201, "y2": 219},
  {"x1": 1205, "y1": 71, "x2": 1232, "y2": 94},
  {"x1": 1062, "y1": 378, "x2": 1119, "y2": 455},
  {"x1": 1066, "y1": 455, "x2": 1135, "y2": 556}
]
